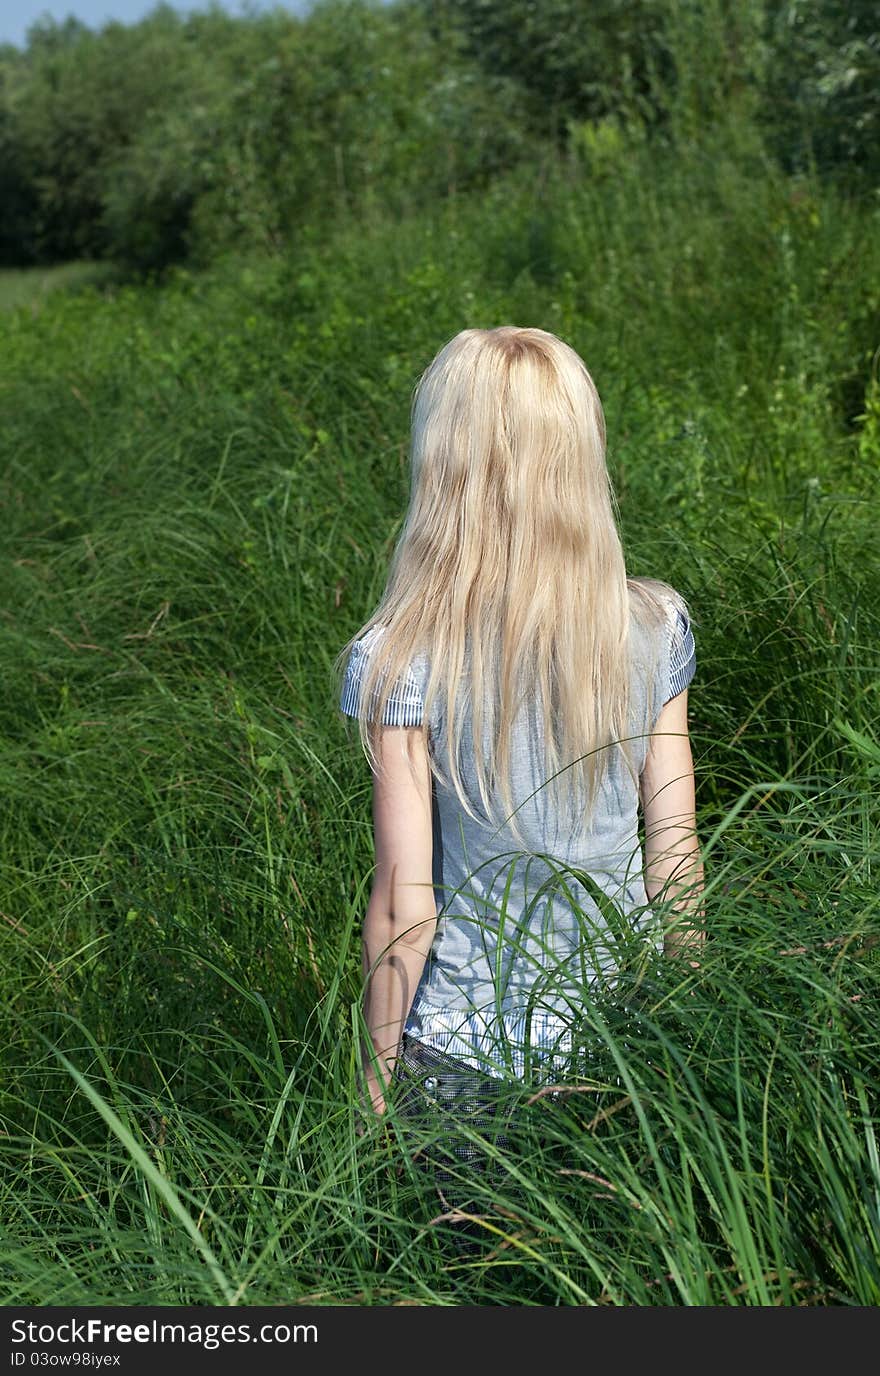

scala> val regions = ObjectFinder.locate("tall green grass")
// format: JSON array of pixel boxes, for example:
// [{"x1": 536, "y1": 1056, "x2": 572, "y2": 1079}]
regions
[{"x1": 1, "y1": 130, "x2": 878, "y2": 1304}]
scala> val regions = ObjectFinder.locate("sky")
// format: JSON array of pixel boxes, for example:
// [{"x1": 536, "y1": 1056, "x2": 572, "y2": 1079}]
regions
[{"x1": 1, "y1": 1, "x2": 314, "y2": 49}]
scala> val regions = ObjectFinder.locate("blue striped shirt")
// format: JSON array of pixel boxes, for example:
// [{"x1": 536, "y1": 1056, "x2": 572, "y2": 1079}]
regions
[{"x1": 340, "y1": 596, "x2": 696, "y2": 1080}]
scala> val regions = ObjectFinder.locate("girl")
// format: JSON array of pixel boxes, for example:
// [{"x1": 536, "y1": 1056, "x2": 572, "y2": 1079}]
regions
[{"x1": 336, "y1": 325, "x2": 704, "y2": 1160}]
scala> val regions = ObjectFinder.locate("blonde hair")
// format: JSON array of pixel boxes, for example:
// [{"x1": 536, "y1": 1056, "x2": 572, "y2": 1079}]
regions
[{"x1": 335, "y1": 326, "x2": 685, "y2": 850}]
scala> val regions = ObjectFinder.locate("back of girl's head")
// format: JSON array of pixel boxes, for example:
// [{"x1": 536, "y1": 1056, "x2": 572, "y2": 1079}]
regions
[
  {"x1": 339, "y1": 323, "x2": 672, "y2": 849},
  {"x1": 410, "y1": 328, "x2": 609, "y2": 549}
]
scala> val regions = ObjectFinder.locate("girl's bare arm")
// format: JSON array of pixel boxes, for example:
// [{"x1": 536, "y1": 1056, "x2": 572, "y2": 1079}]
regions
[
  {"x1": 639, "y1": 687, "x2": 705, "y2": 962},
  {"x1": 360, "y1": 725, "x2": 437, "y2": 1113}
]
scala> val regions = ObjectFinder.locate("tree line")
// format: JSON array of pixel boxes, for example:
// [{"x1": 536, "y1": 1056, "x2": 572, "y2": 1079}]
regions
[{"x1": 1, "y1": 0, "x2": 876, "y2": 271}]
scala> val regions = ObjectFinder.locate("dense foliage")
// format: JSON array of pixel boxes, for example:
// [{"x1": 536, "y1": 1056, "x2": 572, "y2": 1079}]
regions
[{"x1": 0, "y1": 0, "x2": 877, "y2": 270}]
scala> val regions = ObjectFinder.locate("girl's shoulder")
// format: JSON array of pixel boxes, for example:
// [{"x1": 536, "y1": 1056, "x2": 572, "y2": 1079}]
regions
[
  {"x1": 339, "y1": 622, "x2": 431, "y2": 727},
  {"x1": 627, "y1": 576, "x2": 697, "y2": 704},
  {"x1": 627, "y1": 575, "x2": 691, "y2": 625}
]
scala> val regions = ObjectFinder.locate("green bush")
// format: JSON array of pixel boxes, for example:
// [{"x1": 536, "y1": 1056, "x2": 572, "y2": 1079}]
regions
[
  {"x1": 762, "y1": 0, "x2": 880, "y2": 186},
  {"x1": 3, "y1": 1, "x2": 878, "y2": 274}
]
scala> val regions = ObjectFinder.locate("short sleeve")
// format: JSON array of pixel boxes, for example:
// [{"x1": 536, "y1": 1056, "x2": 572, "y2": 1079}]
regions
[
  {"x1": 665, "y1": 605, "x2": 696, "y2": 703},
  {"x1": 339, "y1": 627, "x2": 425, "y2": 727}
]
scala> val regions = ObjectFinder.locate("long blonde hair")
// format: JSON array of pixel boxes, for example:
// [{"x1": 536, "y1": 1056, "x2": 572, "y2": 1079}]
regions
[{"x1": 335, "y1": 326, "x2": 684, "y2": 850}]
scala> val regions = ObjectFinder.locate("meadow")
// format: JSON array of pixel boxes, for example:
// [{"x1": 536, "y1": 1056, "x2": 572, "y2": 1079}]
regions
[{"x1": 1, "y1": 118, "x2": 879, "y2": 1303}]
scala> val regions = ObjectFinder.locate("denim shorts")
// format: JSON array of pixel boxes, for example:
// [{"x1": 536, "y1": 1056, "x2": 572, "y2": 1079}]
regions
[{"x1": 391, "y1": 1034, "x2": 519, "y2": 1195}]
